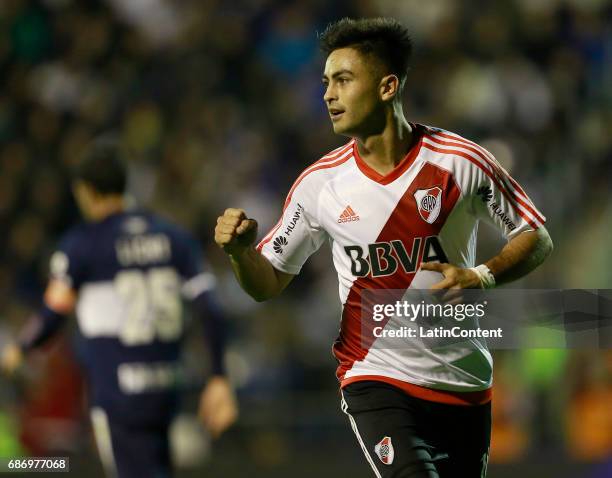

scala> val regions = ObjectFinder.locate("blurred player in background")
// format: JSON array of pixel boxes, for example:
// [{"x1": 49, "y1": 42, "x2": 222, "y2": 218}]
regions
[
  {"x1": 1, "y1": 140, "x2": 237, "y2": 478},
  {"x1": 215, "y1": 18, "x2": 552, "y2": 477}
]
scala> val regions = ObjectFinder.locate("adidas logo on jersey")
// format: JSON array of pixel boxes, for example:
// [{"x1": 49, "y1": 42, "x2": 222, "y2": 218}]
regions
[{"x1": 338, "y1": 205, "x2": 360, "y2": 223}]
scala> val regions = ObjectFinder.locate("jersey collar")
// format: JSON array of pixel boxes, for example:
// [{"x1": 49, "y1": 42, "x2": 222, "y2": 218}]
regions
[{"x1": 352, "y1": 122, "x2": 424, "y2": 185}]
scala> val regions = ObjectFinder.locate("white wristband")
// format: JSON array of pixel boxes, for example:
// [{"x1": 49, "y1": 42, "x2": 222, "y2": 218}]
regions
[{"x1": 471, "y1": 264, "x2": 496, "y2": 289}]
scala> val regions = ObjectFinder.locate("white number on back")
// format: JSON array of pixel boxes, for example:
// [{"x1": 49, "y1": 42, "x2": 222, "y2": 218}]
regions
[{"x1": 114, "y1": 268, "x2": 182, "y2": 345}]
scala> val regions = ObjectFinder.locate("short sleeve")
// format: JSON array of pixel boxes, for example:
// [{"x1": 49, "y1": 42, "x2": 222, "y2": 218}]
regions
[
  {"x1": 468, "y1": 155, "x2": 546, "y2": 240},
  {"x1": 49, "y1": 230, "x2": 87, "y2": 290},
  {"x1": 257, "y1": 178, "x2": 327, "y2": 275}
]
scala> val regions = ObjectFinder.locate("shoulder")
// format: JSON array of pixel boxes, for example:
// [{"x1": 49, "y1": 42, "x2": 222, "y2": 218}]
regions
[
  {"x1": 58, "y1": 222, "x2": 91, "y2": 252},
  {"x1": 281, "y1": 140, "x2": 355, "y2": 211},
  {"x1": 51, "y1": 223, "x2": 92, "y2": 277},
  {"x1": 418, "y1": 124, "x2": 501, "y2": 174},
  {"x1": 287, "y1": 139, "x2": 355, "y2": 194},
  {"x1": 420, "y1": 124, "x2": 490, "y2": 154}
]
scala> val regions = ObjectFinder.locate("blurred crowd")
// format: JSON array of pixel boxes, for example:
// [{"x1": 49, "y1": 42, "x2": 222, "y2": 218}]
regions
[{"x1": 0, "y1": 0, "x2": 610, "y2": 475}]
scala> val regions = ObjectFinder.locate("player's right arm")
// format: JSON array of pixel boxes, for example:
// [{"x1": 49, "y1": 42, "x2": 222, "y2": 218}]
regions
[
  {"x1": 1, "y1": 232, "x2": 83, "y2": 376},
  {"x1": 1, "y1": 280, "x2": 76, "y2": 375},
  {"x1": 215, "y1": 208, "x2": 293, "y2": 301}
]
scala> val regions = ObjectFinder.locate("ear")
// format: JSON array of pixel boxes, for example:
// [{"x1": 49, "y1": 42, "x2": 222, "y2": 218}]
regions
[{"x1": 379, "y1": 74, "x2": 400, "y2": 102}]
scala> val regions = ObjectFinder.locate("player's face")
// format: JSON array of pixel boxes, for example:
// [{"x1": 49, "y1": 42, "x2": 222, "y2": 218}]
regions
[{"x1": 322, "y1": 48, "x2": 385, "y2": 137}]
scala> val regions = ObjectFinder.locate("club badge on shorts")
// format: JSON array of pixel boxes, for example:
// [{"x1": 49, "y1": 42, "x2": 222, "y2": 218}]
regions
[
  {"x1": 414, "y1": 186, "x2": 442, "y2": 224},
  {"x1": 374, "y1": 436, "x2": 394, "y2": 465}
]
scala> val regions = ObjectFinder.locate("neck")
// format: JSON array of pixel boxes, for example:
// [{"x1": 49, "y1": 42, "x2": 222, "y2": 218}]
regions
[
  {"x1": 91, "y1": 197, "x2": 125, "y2": 221},
  {"x1": 355, "y1": 104, "x2": 414, "y2": 175}
]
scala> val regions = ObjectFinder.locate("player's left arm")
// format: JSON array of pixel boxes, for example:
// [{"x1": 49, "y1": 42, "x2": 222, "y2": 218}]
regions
[
  {"x1": 483, "y1": 226, "x2": 552, "y2": 285},
  {"x1": 177, "y1": 231, "x2": 237, "y2": 437},
  {"x1": 423, "y1": 149, "x2": 553, "y2": 290},
  {"x1": 422, "y1": 227, "x2": 553, "y2": 289},
  {"x1": 190, "y1": 290, "x2": 238, "y2": 438}
]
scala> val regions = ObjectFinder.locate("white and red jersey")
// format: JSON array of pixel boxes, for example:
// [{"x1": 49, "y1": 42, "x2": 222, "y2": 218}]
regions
[{"x1": 258, "y1": 123, "x2": 546, "y2": 405}]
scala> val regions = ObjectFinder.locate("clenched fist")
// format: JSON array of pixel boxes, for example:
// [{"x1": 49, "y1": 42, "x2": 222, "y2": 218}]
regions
[{"x1": 215, "y1": 208, "x2": 258, "y2": 256}]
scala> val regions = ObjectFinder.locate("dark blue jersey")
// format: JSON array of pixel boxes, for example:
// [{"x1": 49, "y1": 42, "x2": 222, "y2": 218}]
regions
[{"x1": 49, "y1": 211, "x2": 216, "y2": 424}]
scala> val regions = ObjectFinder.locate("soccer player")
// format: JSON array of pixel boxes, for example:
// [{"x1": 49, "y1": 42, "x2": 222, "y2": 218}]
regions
[
  {"x1": 1, "y1": 141, "x2": 237, "y2": 478},
  {"x1": 214, "y1": 17, "x2": 552, "y2": 478}
]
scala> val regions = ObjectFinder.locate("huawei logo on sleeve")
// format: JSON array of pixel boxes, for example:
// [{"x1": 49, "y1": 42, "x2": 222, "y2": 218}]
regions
[
  {"x1": 273, "y1": 236, "x2": 288, "y2": 254},
  {"x1": 476, "y1": 185, "x2": 493, "y2": 203}
]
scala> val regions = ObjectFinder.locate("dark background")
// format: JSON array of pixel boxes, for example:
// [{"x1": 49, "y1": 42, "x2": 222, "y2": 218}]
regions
[{"x1": 0, "y1": 0, "x2": 610, "y2": 476}]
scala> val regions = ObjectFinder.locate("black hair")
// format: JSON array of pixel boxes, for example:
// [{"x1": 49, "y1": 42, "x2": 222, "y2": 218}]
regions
[
  {"x1": 73, "y1": 138, "x2": 127, "y2": 195},
  {"x1": 319, "y1": 17, "x2": 412, "y2": 89}
]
